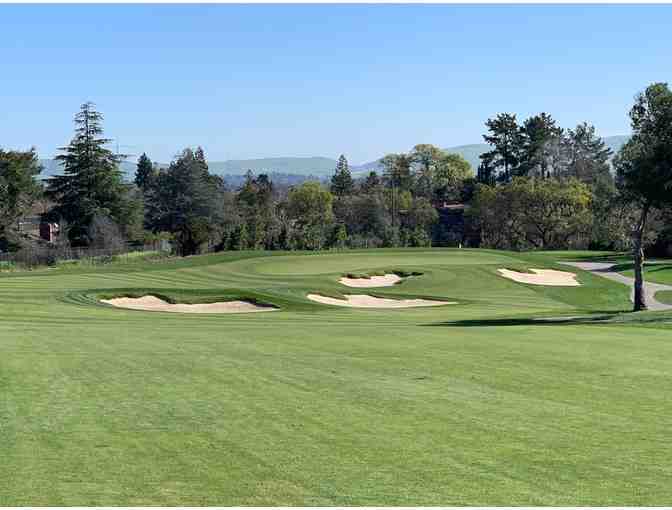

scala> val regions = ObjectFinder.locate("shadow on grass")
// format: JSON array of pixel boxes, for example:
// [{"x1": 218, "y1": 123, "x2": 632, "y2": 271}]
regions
[
  {"x1": 558, "y1": 252, "x2": 628, "y2": 262},
  {"x1": 607, "y1": 262, "x2": 671, "y2": 274},
  {"x1": 424, "y1": 314, "x2": 620, "y2": 327},
  {"x1": 423, "y1": 308, "x2": 672, "y2": 328}
]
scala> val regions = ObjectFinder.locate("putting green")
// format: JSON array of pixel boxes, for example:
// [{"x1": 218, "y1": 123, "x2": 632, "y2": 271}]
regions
[{"x1": 1, "y1": 248, "x2": 671, "y2": 505}]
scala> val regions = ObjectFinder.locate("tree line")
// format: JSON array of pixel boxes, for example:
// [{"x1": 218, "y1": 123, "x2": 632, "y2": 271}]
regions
[
  {"x1": 472, "y1": 83, "x2": 672, "y2": 309},
  {"x1": 0, "y1": 83, "x2": 670, "y2": 310}
]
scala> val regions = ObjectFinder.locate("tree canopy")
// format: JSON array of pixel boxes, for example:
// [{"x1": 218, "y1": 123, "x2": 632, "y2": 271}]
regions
[
  {"x1": 614, "y1": 82, "x2": 672, "y2": 310},
  {"x1": 144, "y1": 147, "x2": 224, "y2": 255},
  {"x1": 46, "y1": 102, "x2": 132, "y2": 246},
  {"x1": 0, "y1": 148, "x2": 43, "y2": 250}
]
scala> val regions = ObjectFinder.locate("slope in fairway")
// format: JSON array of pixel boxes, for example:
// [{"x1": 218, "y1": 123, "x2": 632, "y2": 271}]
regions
[{"x1": 1, "y1": 248, "x2": 671, "y2": 505}]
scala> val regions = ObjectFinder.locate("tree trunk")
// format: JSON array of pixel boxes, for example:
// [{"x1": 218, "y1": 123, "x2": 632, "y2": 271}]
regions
[{"x1": 632, "y1": 204, "x2": 650, "y2": 312}]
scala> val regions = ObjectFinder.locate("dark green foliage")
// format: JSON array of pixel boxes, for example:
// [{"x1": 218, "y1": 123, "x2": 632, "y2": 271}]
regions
[
  {"x1": 330, "y1": 154, "x2": 354, "y2": 197},
  {"x1": 380, "y1": 153, "x2": 414, "y2": 191},
  {"x1": 410, "y1": 144, "x2": 445, "y2": 199},
  {"x1": 144, "y1": 147, "x2": 224, "y2": 255},
  {"x1": 0, "y1": 148, "x2": 42, "y2": 248},
  {"x1": 476, "y1": 153, "x2": 496, "y2": 186},
  {"x1": 236, "y1": 171, "x2": 277, "y2": 249},
  {"x1": 287, "y1": 181, "x2": 334, "y2": 250},
  {"x1": 360, "y1": 171, "x2": 382, "y2": 194},
  {"x1": 480, "y1": 113, "x2": 524, "y2": 182},
  {"x1": 615, "y1": 83, "x2": 672, "y2": 209},
  {"x1": 46, "y1": 102, "x2": 137, "y2": 247},
  {"x1": 472, "y1": 177, "x2": 592, "y2": 250},
  {"x1": 518, "y1": 112, "x2": 564, "y2": 178},
  {"x1": 404, "y1": 197, "x2": 439, "y2": 233},
  {"x1": 134, "y1": 152, "x2": 155, "y2": 191},
  {"x1": 563, "y1": 122, "x2": 613, "y2": 186},
  {"x1": 475, "y1": 109, "x2": 635, "y2": 252},
  {"x1": 614, "y1": 82, "x2": 672, "y2": 310},
  {"x1": 226, "y1": 223, "x2": 249, "y2": 251},
  {"x1": 433, "y1": 153, "x2": 473, "y2": 203}
]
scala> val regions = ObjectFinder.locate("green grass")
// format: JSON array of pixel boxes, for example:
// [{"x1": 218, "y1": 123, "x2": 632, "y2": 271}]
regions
[
  {"x1": 1, "y1": 248, "x2": 672, "y2": 505},
  {"x1": 531, "y1": 250, "x2": 672, "y2": 287},
  {"x1": 655, "y1": 290, "x2": 672, "y2": 305},
  {"x1": 619, "y1": 261, "x2": 672, "y2": 285}
]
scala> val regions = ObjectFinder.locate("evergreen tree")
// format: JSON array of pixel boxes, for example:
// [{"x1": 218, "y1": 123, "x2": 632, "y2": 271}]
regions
[
  {"x1": 236, "y1": 223, "x2": 249, "y2": 250},
  {"x1": 46, "y1": 102, "x2": 129, "y2": 246},
  {"x1": 235, "y1": 171, "x2": 276, "y2": 249},
  {"x1": 564, "y1": 122, "x2": 613, "y2": 186},
  {"x1": 476, "y1": 153, "x2": 496, "y2": 186},
  {"x1": 380, "y1": 153, "x2": 414, "y2": 191},
  {"x1": 361, "y1": 171, "x2": 382, "y2": 194},
  {"x1": 135, "y1": 152, "x2": 155, "y2": 191},
  {"x1": 145, "y1": 147, "x2": 223, "y2": 255},
  {"x1": 480, "y1": 113, "x2": 525, "y2": 182},
  {"x1": 614, "y1": 82, "x2": 672, "y2": 311},
  {"x1": 518, "y1": 113, "x2": 564, "y2": 178},
  {"x1": 330, "y1": 154, "x2": 354, "y2": 196},
  {"x1": 0, "y1": 148, "x2": 43, "y2": 250}
]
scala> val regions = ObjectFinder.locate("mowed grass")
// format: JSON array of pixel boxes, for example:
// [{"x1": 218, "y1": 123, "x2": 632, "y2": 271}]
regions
[
  {"x1": 620, "y1": 261, "x2": 672, "y2": 285},
  {"x1": 656, "y1": 290, "x2": 672, "y2": 304},
  {"x1": 1, "y1": 248, "x2": 672, "y2": 505}
]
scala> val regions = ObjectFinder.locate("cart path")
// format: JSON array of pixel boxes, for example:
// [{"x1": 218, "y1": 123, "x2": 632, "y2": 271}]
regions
[{"x1": 560, "y1": 261, "x2": 672, "y2": 311}]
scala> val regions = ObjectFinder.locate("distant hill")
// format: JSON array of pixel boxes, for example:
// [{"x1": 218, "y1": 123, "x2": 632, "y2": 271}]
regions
[
  {"x1": 38, "y1": 156, "x2": 338, "y2": 182},
  {"x1": 37, "y1": 136, "x2": 630, "y2": 183},
  {"x1": 602, "y1": 135, "x2": 630, "y2": 157},
  {"x1": 208, "y1": 157, "x2": 338, "y2": 176},
  {"x1": 222, "y1": 172, "x2": 326, "y2": 190},
  {"x1": 38, "y1": 159, "x2": 139, "y2": 181}
]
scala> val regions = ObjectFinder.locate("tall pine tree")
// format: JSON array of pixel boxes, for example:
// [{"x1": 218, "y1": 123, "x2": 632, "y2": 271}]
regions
[
  {"x1": 564, "y1": 122, "x2": 613, "y2": 186},
  {"x1": 145, "y1": 147, "x2": 223, "y2": 255},
  {"x1": 46, "y1": 102, "x2": 128, "y2": 246},
  {"x1": 330, "y1": 154, "x2": 354, "y2": 196},
  {"x1": 614, "y1": 83, "x2": 672, "y2": 311},
  {"x1": 135, "y1": 152, "x2": 155, "y2": 191},
  {"x1": 518, "y1": 113, "x2": 564, "y2": 178},
  {"x1": 480, "y1": 113, "x2": 524, "y2": 182}
]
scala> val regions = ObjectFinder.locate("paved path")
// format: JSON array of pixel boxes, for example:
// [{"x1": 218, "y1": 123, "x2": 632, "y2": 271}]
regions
[{"x1": 560, "y1": 261, "x2": 672, "y2": 311}]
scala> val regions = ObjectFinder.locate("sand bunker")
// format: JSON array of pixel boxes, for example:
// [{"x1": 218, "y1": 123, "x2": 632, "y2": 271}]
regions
[
  {"x1": 498, "y1": 268, "x2": 580, "y2": 287},
  {"x1": 100, "y1": 295, "x2": 277, "y2": 314},
  {"x1": 339, "y1": 274, "x2": 402, "y2": 287},
  {"x1": 307, "y1": 293, "x2": 453, "y2": 308}
]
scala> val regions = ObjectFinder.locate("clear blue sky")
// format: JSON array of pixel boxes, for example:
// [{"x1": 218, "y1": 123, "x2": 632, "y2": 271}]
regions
[{"x1": 1, "y1": 4, "x2": 671, "y2": 164}]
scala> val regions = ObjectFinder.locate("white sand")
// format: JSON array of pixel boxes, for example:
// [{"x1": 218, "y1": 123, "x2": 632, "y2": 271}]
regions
[
  {"x1": 307, "y1": 293, "x2": 454, "y2": 308},
  {"x1": 338, "y1": 274, "x2": 402, "y2": 287},
  {"x1": 498, "y1": 268, "x2": 580, "y2": 287},
  {"x1": 101, "y1": 295, "x2": 277, "y2": 313}
]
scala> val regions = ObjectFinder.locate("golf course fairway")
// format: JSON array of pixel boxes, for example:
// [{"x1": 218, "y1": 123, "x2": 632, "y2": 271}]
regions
[{"x1": 1, "y1": 248, "x2": 671, "y2": 505}]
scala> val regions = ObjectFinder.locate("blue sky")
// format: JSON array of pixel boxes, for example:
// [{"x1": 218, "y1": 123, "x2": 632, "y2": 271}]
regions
[{"x1": 1, "y1": 4, "x2": 671, "y2": 164}]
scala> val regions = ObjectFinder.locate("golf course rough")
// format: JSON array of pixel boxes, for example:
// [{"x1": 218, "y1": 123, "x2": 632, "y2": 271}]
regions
[{"x1": 1, "y1": 248, "x2": 671, "y2": 506}]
